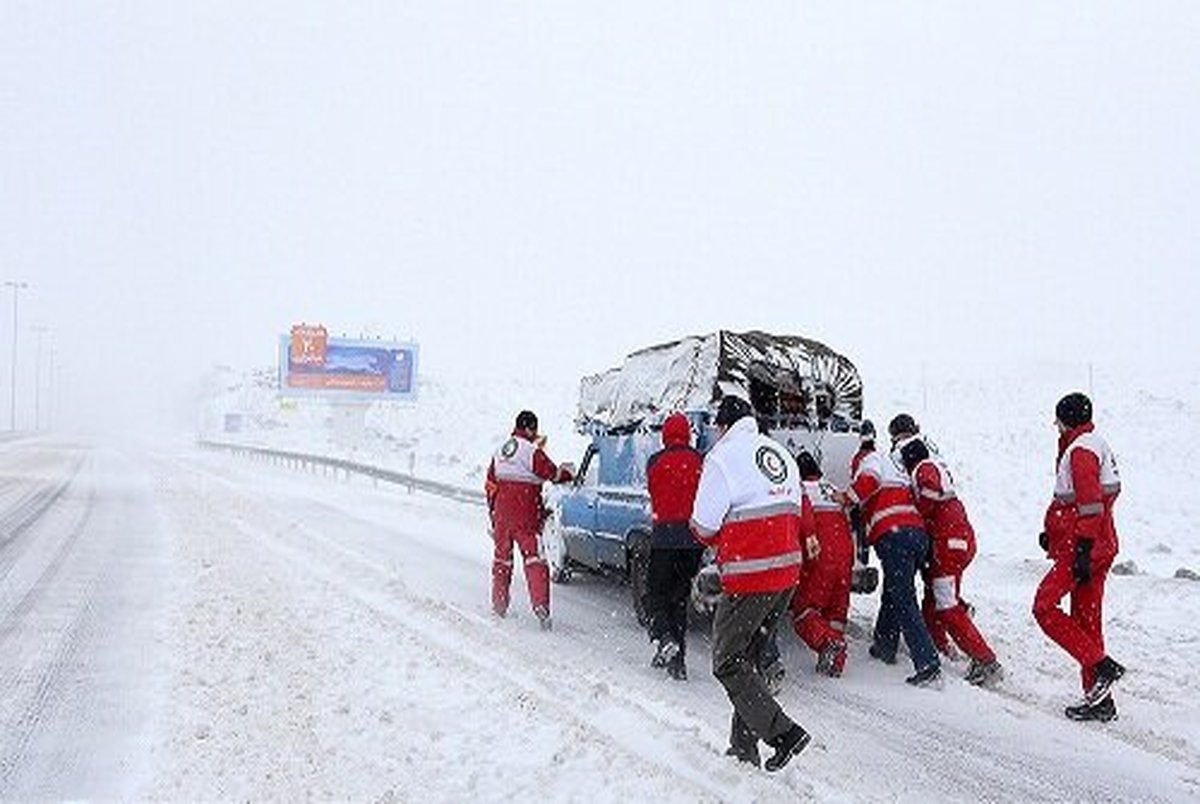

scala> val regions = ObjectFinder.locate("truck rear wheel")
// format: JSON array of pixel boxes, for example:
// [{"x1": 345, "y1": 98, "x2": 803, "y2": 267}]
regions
[
  {"x1": 628, "y1": 531, "x2": 652, "y2": 627},
  {"x1": 543, "y1": 515, "x2": 573, "y2": 585}
]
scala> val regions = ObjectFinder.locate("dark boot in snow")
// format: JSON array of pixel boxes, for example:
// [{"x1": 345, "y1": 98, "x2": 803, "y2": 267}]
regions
[
  {"x1": 965, "y1": 659, "x2": 1004, "y2": 687},
  {"x1": 906, "y1": 663, "x2": 942, "y2": 687},
  {"x1": 1066, "y1": 695, "x2": 1118, "y2": 722},
  {"x1": 725, "y1": 745, "x2": 761, "y2": 767},
  {"x1": 652, "y1": 637, "x2": 680, "y2": 669},
  {"x1": 727, "y1": 715, "x2": 760, "y2": 767},
  {"x1": 666, "y1": 653, "x2": 687, "y2": 681},
  {"x1": 869, "y1": 643, "x2": 897, "y2": 665},
  {"x1": 534, "y1": 606, "x2": 553, "y2": 631},
  {"x1": 1085, "y1": 656, "x2": 1125, "y2": 704},
  {"x1": 764, "y1": 725, "x2": 811, "y2": 772}
]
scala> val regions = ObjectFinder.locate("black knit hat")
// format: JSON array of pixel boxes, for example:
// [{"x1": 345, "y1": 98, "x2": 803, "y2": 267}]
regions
[
  {"x1": 714, "y1": 395, "x2": 753, "y2": 427},
  {"x1": 1055, "y1": 393, "x2": 1092, "y2": 428},
  {"x1": 899, "y1": 436, "x2": 930, "y2": 472},
  {"x1": 888, "y1": 413, "x2": 919, "y2": 440},
  {"x1": 515, "y1": 410, "x2": 539, "y2": 432},
  {"x1": 795, "y1": 450, "x2": 822, "y2": 480},
  {"x1": 859, "y1": 419, "x2": 876, "y2": 443}
]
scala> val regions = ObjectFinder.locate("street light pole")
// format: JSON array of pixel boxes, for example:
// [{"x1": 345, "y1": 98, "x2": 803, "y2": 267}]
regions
[
  {"x1": 4, "y1": 281, "x2": 28, "y2": 432},
  {"x1": 32, "y1": 325, "x2": 47, "y2": 431},
  {"x1": 48, "y1": 346, "x2": 58, "y2": 431}
]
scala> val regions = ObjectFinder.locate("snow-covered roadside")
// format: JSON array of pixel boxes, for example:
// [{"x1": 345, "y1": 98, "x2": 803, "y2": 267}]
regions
[{"x1": 143, "y1": 448, "x2": 808, "y2": 801}]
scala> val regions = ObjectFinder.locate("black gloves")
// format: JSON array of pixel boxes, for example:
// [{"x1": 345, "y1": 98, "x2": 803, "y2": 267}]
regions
[
  {"x1": 1073, "y1": 539, "x2": 1094, "y2": 584},
  {"x1": 1038, "y1": 531, "x2": 1049, "y2": 552}
]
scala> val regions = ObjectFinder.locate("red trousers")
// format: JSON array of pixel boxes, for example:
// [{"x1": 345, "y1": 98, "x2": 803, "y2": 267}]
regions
[
  {"x1": 790, "y1": 560, "x2": 851, "y2": 671},
  {"x1": 1033, "y1": 557, "x2": 1110, "y2": 692},
  {"x1": 492, "y1": 521, "x2": 549, "y2": 616},
  {"x1": 921, "y1": 570, "x2": 995, "y2": 664}
]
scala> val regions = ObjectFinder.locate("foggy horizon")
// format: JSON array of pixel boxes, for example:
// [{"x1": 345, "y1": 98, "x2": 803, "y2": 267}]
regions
[{"x1": 4, "y1": 3, "x2": 1196, "y2": 435}]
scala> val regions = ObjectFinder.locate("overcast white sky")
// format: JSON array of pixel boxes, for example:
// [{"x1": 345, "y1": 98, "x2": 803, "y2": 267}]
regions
[{"x1": 2, "y1": 2, "x2": 1197, "y2": 433}]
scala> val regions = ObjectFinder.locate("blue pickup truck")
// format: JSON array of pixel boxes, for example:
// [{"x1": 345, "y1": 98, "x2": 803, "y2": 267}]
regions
[{"x1": 543, "y1": 331, "x2": 878, "y2": 623}]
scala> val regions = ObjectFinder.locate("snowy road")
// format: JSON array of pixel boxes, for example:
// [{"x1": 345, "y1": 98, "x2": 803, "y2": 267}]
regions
[{"x1": 0, "y1": 439, "x2": 1197, "y2": 801}]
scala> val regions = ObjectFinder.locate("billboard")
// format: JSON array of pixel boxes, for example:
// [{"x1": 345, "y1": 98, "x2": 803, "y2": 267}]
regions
[{"x1": 278, "y1": 324, "x2": 419, "y2": 401}]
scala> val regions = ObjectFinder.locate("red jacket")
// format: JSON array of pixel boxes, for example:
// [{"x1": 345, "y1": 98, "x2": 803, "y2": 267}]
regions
[
  {"x1": 847, "y1": 448, "x2": 924, "y2": 544},
  {"x1": 801, "y1": 478, "x2": 854, "y2": 571},
  {"x1": 646, "y1": 413, "x2": 704, "y2": 549},
  {"x1": 1043, "y1": 423, "x2": 1121, "y2": 562},
  {"x1": 910, "y1": 458, "x2": 976, "y2": 573},
  {"x1": 487, "y1": 430, "x2": 573, "y2": 534}
]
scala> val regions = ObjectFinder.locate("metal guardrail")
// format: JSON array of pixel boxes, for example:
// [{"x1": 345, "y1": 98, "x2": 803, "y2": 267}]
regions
[{"x1": 197, "y1": 440, "x2": 487, "y2": 507}]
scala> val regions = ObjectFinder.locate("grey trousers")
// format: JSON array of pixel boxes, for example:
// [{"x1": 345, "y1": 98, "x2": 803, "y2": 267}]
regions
[{"x1": 711, "y1": 588, "x2": 798, "y2": 749}]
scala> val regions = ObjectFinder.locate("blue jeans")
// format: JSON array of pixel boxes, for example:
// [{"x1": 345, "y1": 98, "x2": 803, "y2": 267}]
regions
[{"x1": 873, "y1": 527, "x2": 940, "y2": 673}]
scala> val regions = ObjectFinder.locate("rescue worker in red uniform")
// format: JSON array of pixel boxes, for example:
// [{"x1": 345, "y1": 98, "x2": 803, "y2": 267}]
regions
[
  {"x1": 1032, "y1": 393, "x2": 1125, "y2": 721},
  {"x1": 690, "y1": 395, "x2": 814, "y2": 772},
  {"x1": 845, "y1": 418, "x2": 941, "y2": 686},
  {"x1": 644, "y1": 412, "x2": 705, "y2": 680},
  {"x1": 486, "y1": 410, "x2": 574, "y2": 629},
  {"x1": 890, "y1": 417, "x2": 1002, "y2": 687},
  {"x1": 789, "y1": 450, "x2": 854, "y2": 677}
]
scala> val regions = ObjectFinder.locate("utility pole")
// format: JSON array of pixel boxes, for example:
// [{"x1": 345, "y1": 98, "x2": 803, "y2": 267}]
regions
[
  {"x1": 32, "y1": 325, "x2": 47, "y2": 431},
  {"x1": 48, "y1": 346, "x2": 58, "y2": 430},
  {"x1": 4, "y1": 281, "x2": 28, "y2": 431}
]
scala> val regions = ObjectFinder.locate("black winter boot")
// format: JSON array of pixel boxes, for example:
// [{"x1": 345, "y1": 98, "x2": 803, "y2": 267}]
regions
[
  {"x1": 905, "y1": 663, "x2": 942, "y2": 687},
  {"x1": 666, "y1": 653, "x2": 687, "y2": 681},
  {"x1": 1085, "y1": 657, "x2": 1125, "y2": 704},
  {"x1": 725, "y1": 744, "x2": 761, "y2": 767},
  {"x1": 764, "y1": 725, "x2": 811, "y2": 772},
  {"x1": 1065, "y1": 696, "x2": 1118, "y2": 722}
]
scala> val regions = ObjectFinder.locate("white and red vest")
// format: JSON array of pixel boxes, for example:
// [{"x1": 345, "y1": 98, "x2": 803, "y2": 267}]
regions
[
  {"x1": 801, "y1": 478, "x2": 854, "y2": 568},
  {"x1": 909, "y1": 456, "x2": 976, "y2": 572},
  {"x1": 847, "y1": 448, "x2": 924, "y2": 544},
  {"x1": 1044, "y1": 424, "x2": 1121, "y2": 561},
  {"x1": 487, "y1": 432, "x2": 570, "y2": 534},
  {"x1": 690, "y1": 417, "x2": 810, "y2": 595}
]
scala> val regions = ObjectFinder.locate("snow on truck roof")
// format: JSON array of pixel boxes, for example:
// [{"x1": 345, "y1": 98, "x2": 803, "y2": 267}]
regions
[{"x1": 577, "y1": 330, "x2": 864, "y2": 432}]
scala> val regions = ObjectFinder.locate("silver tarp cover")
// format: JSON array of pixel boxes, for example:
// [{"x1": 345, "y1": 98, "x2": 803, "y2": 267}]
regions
[{"x1": 577, "y1": 330, "x2": 863, "y2": 431}]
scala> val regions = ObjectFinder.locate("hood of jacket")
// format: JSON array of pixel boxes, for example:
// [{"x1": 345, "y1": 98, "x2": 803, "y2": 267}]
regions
[{"x1": 661, "y1": 412, "x2": 691, "y2": 448}]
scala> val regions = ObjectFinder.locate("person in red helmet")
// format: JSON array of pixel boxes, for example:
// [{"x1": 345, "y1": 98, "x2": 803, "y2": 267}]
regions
[
  {"x1": 789, "y1": 450, "x2": 854, "y2": 677},
  {"x1": 486, "y1": 410, "x2": 574, "y2": 629},
  {"x1": 644, "y1": 412, "x2": 705, "y2": 680},
  {"x1": 1033, "y1": 392, "x2": 1125, "y2": 722},
  {"x1": 894, "y1": 431, "x2": 1002, "y2": 687}
]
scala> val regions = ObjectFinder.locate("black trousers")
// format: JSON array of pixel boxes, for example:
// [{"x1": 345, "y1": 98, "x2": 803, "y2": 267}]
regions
[{"x1": 644, "y1": 547, "x2": 703, "y2": 652}]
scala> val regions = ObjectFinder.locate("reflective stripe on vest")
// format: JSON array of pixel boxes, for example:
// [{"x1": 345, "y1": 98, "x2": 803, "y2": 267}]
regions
[
  {"x1": 868, "y1": 503, "x2": 921, "y2": 532},
  {"x1": 726, "y1": 500, "x2": 805, "y2": 523},
  {"x1": 721, "y1": 550, "x2": 805, "y2": 577}
]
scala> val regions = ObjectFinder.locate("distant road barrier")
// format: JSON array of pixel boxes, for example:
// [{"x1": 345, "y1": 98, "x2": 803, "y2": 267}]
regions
[{"x1": 197, "y1": 440, "x2": 487, "y2": 507}]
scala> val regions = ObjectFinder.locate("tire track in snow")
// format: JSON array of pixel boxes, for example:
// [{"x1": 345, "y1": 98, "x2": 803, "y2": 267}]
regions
[
  {"x1": 164, "y1": 453, "x2": 1200, "y2": 801},
  {"x1": 0, "y1": 466, "x2": 103, "y2": 794},
  {"x1": 156, "y1": 455, "x2": 804, "y2": 801}
]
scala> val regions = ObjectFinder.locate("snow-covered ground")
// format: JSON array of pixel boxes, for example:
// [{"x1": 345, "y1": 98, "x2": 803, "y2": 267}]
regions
[{"x1": 2, "y1": 364, "x2": 1198, "y2": 800}]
